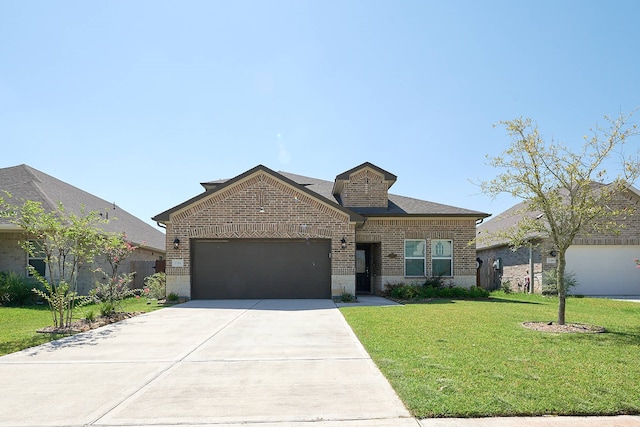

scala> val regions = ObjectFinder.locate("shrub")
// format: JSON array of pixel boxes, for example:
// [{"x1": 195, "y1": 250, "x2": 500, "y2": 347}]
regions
[
  {"x1": 99, "y1": 301, "x2": 117, "y2": 317},
  {"x1": 143, "y1": 272, "x2": 166, "y2": 300},
  {"x1": 90, "y1": 271, "x2": 139, "y2": 311},
  {"x1": 0, "y1": 271, "x2": 38, "y2": 306},
  {"x1": 83, "y1": 307, "x2": 96, "y2": 322},
  {"x1": 422, "y1": 276, "x2": 444, "y2": 289},
  {"x1": 501, "y1": 280, "x2": 513, "y2": 294},
  {"x1": 542, "y1": 269, "x2": 578, "y2": 295},
  {"x1": 384, "y1": 281, "x2": 489, "y2": 301},
  {"x1": 167, "y1": 292, "x2": 180, "y2": 302},
  {"x1": 340, "y1": 291, "x2": 356, "y2": 302}
]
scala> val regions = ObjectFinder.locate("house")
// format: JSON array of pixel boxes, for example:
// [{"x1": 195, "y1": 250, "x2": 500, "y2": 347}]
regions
[
  {"x1": 476, "y1": 186, "x2": 640, "y2": 296},
  {"x1": 0, "y1": 164, "x2": 166, "y2": 294},
  {"x1": 152, "y1": 162, "x2": 490, "y2": 299}
]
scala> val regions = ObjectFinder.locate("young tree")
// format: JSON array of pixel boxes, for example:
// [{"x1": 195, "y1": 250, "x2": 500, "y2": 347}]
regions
[
  {"x1": 1, "y1": 199, "x2": 107, "y2": 328},
  {"x1": 91, "y1": 233, "x2": 139, "y2": 311},
  {"x1": 481, "y1": 111, "x2": 640, "y2": 324}
]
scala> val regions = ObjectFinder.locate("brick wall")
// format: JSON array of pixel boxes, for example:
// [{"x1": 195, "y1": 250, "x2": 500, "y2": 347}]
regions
[
  {"x1": 339, "y1": 169, "x2": 388, "y2": 208},
  {"x1": 164, "y1": 171, "x2": 355, "y2": 298},
  {"x1": 0, "y1": 232, "x2": 27, "y2": 275},
  {"x1": 356, "y1": 217, "x2": 478, "y2": 293}
]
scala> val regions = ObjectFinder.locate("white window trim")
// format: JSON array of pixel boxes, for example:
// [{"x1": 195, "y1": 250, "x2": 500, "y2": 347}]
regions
[
  {"x1": 404, "y1": 239, "x2": 426, "y2": 277},
  {"x1": 431, "y1": 239, "x2": 453, "y2": 277}
]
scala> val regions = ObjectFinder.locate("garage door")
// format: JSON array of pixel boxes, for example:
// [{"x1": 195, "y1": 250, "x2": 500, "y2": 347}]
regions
[
  {"x1": 191, "y1": 239, "x2": 331, "y2": 299},
  {"x1": 566, "y1": 245, "x2": 640, "y2": 296}
]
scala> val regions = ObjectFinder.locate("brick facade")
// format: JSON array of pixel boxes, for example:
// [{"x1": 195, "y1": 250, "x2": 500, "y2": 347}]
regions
[
  {"x1": 357, "y1": 217, "x2": 478, "y2": 293},
  {"x1": 339, "y1": 169, "x2": 389, "y2": 208},
  {"x1": 165, "y1": 171, "x2": 356, "y2": 298},
  {"x1": 157, "y1": 163, "x2": 487, "y2": 299}
]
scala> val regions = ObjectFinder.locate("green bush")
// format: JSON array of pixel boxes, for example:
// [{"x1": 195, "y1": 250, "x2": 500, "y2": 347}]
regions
[
  {"x1": 542, "y1": 269, "x2": 578, "y2": 295},
  {"x1": 143, "y1": 272, "x2": 166, "y2": 300},
  {"x1": 384, "y1": 282, "x2": 489, "y2": 301},
  {"x1": 99, "y1": 301, "x2": 117, "y2": 317},
  {"x1": 422, "y1": 276, "x2": 444, "y2": 288},
  {"x1": 0, "y1": 271, "x2": 40, "y2": 306},
  {"x1": 501, "y1": 280, "x2": 513, "y2": 294}
]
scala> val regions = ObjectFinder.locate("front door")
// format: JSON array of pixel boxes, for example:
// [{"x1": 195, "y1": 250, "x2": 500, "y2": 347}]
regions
[{"x1": 356, "y1": 244, "x2": 371, "y2": 294}]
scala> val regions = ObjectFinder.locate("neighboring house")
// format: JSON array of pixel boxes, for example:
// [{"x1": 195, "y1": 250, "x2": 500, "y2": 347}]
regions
[
  {"x1": 0, "y1": 164, "x2": 166, "y2": 294},
  {"x1": 152, "y1": 162, "x2": 489, "y2": 299},
  {"x1": 476, "y1": 186, "x2": 640, "y2": 296}
]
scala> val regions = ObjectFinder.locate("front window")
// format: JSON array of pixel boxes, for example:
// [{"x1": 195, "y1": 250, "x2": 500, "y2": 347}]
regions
[
  {"x1": 404, "y1": 239, "x2": 426, "y2": 276},
  {"x1": 27, "y1": 240, "x2": 46, "y2": 277},
  {"x1": 431, "y1": 239, "x2": 453, "y2": 277}
]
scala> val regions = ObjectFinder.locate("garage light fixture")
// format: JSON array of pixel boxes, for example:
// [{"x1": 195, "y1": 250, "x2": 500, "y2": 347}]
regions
[
  {"x1": 340, "y1": 238, "x2": 347, "y2": 249},
  {"x1": 173, "y1": 238, "x2": 180, "y2": 249}
]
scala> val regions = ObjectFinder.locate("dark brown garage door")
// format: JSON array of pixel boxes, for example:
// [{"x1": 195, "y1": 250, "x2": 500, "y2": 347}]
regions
[{"x1": 191, "y1": 239, "x2": 331, "y2": 299}]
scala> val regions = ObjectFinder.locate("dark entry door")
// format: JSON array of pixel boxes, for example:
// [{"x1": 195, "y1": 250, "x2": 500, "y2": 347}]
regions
[{"x1": 356, "y1": 244, "x2": 371, "y2": 293}]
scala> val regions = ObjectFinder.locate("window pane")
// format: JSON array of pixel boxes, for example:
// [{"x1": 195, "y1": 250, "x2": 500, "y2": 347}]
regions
[
  {"x1": 405, "y1": 240, "x2": 425, "y2": 257},
  {"x1": 431, "y1": 240, "x2": 452, "y2": 257},
  {"x1": 28, "y1": 259, "x2": 46, "y2": 277},
  {"x1": 406, "y1": 259, "x2": 425, "y2": 276},
  {"x1": 356, "y1": 250, "x2": 366, "y2": 274},
  {"x1": 432, "y1": 259, "x2": 452, "y2": 277}
]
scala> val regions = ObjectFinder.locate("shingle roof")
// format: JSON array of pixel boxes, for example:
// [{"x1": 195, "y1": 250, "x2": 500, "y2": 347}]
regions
[
  {"x1": 0, "y1": 164, "x2": 165, "y2": 251},
  {"x1": 475, "y1": 201, "x2": 543, "y2": 249},
  {"x1": 279, "y1": 171, "x2": 488, "y2": 217},
  {"x1": 162, "y1": 166, "x2": 489, "y2": 222},
  {"x1": 154, "y1": 165, "x2": 364, "y2": 223},
  {"x1": 476, "y1": 182, "x2": 640, "y2": 250}
]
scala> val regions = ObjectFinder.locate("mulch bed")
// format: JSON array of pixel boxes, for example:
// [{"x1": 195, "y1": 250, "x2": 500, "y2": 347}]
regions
[
  {"x1": 522, "y1": 321, "x2": 607, "y2": 334},
  {"x1": 37, "y1": 312, "x2": 144, "y2": 335}
]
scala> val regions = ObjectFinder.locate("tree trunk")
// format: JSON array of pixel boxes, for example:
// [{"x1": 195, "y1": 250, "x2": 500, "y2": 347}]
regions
[{"x1": 557, "y1": 251, "x2": 567, "y2": 325}]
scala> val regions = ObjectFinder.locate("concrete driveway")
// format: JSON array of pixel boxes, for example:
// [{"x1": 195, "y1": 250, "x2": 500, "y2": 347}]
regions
[{"x1": 0, "y1": 299, "x2": 415, "y2": 427}]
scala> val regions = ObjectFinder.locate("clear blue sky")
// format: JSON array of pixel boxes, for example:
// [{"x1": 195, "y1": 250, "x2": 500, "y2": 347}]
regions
[{"x1": 1, "y1": 1, "x2": 639, "y2": 230}]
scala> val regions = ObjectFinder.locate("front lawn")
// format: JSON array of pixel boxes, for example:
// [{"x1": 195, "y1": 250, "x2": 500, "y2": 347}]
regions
[
  {"x1": 341, "y1": 293, "x2": 640, "y2": 418},
  {"x1": 0, "y1": 298, "x2": 164, "y2": 357}
]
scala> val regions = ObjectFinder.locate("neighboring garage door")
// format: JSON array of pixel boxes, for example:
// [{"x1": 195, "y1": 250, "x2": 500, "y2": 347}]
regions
[
  {"x1": 566, "y1": 245, "x2": 640, "y2": 296},
  {"x1": 191, "y1": 239, "x2": 331, "y2": 299}
]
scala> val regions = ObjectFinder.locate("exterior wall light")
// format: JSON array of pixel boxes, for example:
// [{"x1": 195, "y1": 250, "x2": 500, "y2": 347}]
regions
[
  {"x1": 549, "y1": 250, "x2": 558, "y2": 257},
  {"x1": 340, "y1": 238, "x2": 347, "y2": 249},
  {"x1": 173, "y1": 238, "x2": 180, "y2": 249}
]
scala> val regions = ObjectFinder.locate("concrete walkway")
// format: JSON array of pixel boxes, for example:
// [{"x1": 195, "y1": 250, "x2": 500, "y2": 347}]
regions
[
  {"x1": 1, "y1": 297, "x2": 638, "y2": 426},
  {"x1": 0, "y1": 299, "x2": 414, "y2": 426}
]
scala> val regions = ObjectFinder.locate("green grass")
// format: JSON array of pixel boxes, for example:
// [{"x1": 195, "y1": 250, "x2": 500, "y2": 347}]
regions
[
  {"x1": 0, "y1": 298, "x2": 164, "y2": 357},
  {"x1": 341, "y1": 292, "x2": 640, "y2": 418}
]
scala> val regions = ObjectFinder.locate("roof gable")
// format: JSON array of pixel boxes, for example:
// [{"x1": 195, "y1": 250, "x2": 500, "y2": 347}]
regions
[
  {"x1": 157, "y1": 164, "x2": 490, "y2": 222},
  {"x1": 332, "y1": 162, "x2": 397, "y2": 196},
  {"x1": 152, "y1": 165, "x2": 364, "y2": 223}
]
